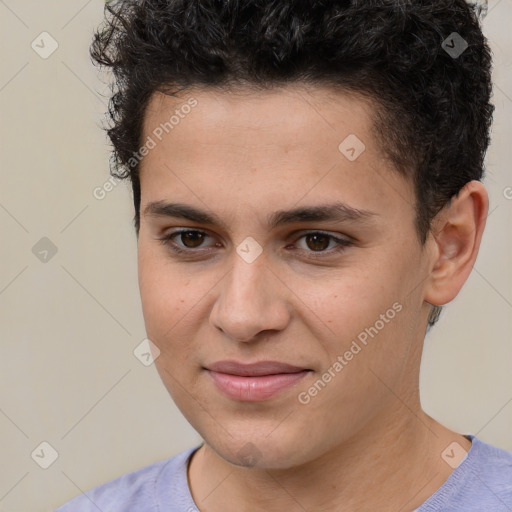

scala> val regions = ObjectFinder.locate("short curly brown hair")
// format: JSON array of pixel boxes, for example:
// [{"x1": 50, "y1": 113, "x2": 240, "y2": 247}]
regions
[{"x1": 90, "y1": 0, "x2": 493, "y2": 329}]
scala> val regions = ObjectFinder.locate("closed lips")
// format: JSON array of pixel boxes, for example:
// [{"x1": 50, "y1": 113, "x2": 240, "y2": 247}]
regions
[{"x1": 205, "y1": 361, "x2": 312, "y2": 377}]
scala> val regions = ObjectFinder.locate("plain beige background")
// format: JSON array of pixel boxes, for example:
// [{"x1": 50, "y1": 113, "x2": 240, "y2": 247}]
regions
[{"x1": 0, "y1": 1, "x2": 510, "y2": 511}]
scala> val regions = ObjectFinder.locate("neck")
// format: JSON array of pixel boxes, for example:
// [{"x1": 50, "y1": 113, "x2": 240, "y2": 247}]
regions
[{"x1": 187, "y1": 406, "x2": 470, "y2": 512}]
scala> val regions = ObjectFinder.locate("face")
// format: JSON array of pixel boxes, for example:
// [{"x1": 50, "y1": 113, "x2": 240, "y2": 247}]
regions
[{"x1": 137, "y1": 85, "x2": 433, "y2": 469}]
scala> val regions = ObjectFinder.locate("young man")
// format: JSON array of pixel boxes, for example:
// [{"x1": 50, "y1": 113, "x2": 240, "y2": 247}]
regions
[{"x1": 56, "y1": 0, "x2": 512, "y2": 510}]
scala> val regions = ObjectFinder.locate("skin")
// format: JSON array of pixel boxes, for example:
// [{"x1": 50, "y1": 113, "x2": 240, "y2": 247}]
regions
[{"x1": 136, "y1": 84, "x2": 488, "y2": 511}]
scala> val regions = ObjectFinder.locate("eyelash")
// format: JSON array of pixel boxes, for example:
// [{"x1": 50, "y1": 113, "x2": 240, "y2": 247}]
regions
[{"x1": 158, "y1": 229, "x2": 353, "y2": 259}]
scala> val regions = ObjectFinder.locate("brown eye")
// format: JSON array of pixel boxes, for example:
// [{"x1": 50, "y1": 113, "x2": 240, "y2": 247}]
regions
[
  {"x1": 180, "y1": 231, "x2": 205, "y2": 248},
  {"x1": 304, "y1": 233, "x2": 331, "y2": 251},
  {"x1": 158, "y1": 229, "x2": 218, "y2": 256},
  {"x1": 291, "y1": 231, "x2": 353, "y2": 258}
]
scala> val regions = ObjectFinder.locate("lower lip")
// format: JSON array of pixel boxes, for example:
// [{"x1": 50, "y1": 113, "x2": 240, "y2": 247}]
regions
[{"x1": 206, "y1": 370, "x2": 310, "y2": 402}]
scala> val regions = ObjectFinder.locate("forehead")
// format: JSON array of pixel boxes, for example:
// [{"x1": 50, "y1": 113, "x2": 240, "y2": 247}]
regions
[
  {"x1": 142, "y1": 84, "x2": 376, "y2": 155},
  {"x1": 139, "y1": 84, "x2": 415, "y2": 228}
]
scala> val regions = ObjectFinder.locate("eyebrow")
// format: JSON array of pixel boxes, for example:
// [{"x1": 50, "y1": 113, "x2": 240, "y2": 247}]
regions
[{"x1": 143, "y1": 200, "x2": 378, "y2": 230}]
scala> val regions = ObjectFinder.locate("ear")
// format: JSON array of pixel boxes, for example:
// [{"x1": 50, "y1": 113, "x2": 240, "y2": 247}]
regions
[{"x1": 424, "y1": 180, "x2": 489, "y2": 306}]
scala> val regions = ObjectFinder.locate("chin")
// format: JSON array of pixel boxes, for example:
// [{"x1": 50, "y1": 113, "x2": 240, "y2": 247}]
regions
[{"x1": 203, "y1": 431, "x2": 310, "y2": 470}]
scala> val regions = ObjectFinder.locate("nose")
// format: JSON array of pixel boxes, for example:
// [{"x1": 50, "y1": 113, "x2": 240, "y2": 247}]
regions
[{"x1": 209, "y1": 249, "x2": 291, "y2": 342}]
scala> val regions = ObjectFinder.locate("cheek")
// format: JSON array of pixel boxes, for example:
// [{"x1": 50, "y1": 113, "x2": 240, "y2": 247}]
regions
[
  {"x1": 137, "y1": 242, "x2": 224, "y2": 354},
  {"x1": 303, "y1": 267, "x2": 395, "y2": 334},
  {"x1": 137, "y1": 244, "x2": 195, "y2": 338},
  {"x1": 138, "y1": 253, "x2": 202, "y2": 396},
  {"x1": 303, "y1": 266, "x2": 412, "y2": 378}
]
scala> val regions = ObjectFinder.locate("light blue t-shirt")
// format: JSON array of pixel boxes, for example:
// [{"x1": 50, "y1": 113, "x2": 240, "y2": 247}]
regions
[{"x1": 54, "y1": 435, "x2": 512, "y2": 511}]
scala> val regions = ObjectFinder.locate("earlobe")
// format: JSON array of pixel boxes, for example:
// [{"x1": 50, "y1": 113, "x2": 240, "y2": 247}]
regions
[{"x1": 424, "y1": 180, "x2": 489, "y2": 306}]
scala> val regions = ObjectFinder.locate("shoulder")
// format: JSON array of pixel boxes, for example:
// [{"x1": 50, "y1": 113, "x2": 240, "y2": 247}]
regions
[
  {"x1": 469, "y1": 437, "x2": 512, "y2": 496},
  {"x1": 418, "y1": 436, "x2": 512, "y2": 512},
  {"x1": 53, "y1": 444, "x2": 201, "y2": 512}
]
